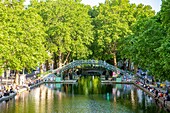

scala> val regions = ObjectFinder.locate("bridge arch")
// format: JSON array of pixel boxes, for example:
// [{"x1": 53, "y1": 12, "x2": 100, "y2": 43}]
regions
[{"x1": 52, "y1": 60, "x2": 124, "y2": 79}]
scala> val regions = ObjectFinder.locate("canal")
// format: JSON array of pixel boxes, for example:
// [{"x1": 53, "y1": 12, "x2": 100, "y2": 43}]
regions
[{"x1": 0, "y1": 76, "x2": 168, "y2": 113}]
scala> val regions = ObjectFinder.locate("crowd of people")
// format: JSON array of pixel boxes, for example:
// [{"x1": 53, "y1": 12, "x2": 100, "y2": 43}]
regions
[
  {"x1": 27, "y1": 79, "x2": 42, "y2": 87},
  {"x1": 0, "y1": 78, "x2": 43, "y2": 100},
  {"x1": 136, "y1": 80, "x2": 170, "y2": 107},
  {"x1": 0, "y1": 85, "x2": 17, "y2": 99}
]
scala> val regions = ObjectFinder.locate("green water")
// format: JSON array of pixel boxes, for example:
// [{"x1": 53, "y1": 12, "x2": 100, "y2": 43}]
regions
[{"x1": 0, "y1": 76, "x2": 168, "y2": 113}]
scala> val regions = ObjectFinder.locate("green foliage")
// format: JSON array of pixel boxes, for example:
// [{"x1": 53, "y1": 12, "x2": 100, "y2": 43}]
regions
[
  {"x1": 90, "y1": 0, "x2": 132, "y2": 60},
  {"x1": 0, "y1": 1, "x2": 48, "y2": 72},
  {"x1": 118, "y1": 2, "x2": 155, "y2": 59},
  {"x1": 133, "y1": 17, "x2": 165, "y2": 78},
  {"x1": 90, "y1": 0, "x2": 155, "y2": 63},
  {"x1": 31, "y1": 0, "x2": 93, "y2": 64},
  {"x1": 161, "y1": 0, "x2": 170, "y2": 32},
  {"x1": 154, "y1": 0, "x2": 170, "y2": 80},
  {"x1": 0, "y1": 0, "x2": 170, "y2": 81},
  {"x1": 117, "y1": 2, "x2": 170, "y2": 80}
]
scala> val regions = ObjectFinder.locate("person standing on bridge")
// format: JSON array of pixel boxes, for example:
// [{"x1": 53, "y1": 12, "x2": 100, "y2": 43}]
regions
[{"x1": 112, "y1": 72, "x2": 116, "y2": 81}]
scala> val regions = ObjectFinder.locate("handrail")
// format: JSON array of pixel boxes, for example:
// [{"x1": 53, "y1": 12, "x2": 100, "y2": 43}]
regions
[{"x1": 52, "y1": 60, "x2": 125, "y2": 75}]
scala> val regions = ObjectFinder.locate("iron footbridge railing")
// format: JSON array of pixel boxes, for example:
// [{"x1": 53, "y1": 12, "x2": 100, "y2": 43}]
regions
[{"x1": 53, "y1": 60, "x2": 124, "y2": 75}]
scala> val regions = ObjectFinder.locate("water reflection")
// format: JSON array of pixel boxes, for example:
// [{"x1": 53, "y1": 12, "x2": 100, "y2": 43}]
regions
[{"x1": 0, "y1": 76, "x2": 168, "y2": 113}]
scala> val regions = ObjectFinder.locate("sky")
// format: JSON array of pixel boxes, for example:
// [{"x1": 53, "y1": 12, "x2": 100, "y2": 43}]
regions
[{"x1": 81, "y1": 0, "x2": 162, "y2": 12}]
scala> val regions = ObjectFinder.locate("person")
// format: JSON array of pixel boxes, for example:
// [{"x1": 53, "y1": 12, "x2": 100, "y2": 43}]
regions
[
  {"x1": 152, "y1": 78, "x2": 155, "y2": 85},
  {"x1": 155, "y1": 89, "x2": 158, "y2": 96},
  {"x1": 152, "y1": 88, "x2": 156, "y2": 93},
  {"x1": 165, "y1": 86, "x2": 170, "y2": 95},
  {"x1": 0, "y1": 90, "x2": 3, "y2": 98},
  {"x1": 9, "y1": 86, "x2": 14, "y2": 93},
  {"x1": 149, "y1": 87, "x2": 154, "y2": 93},
  {"x1": 4, "y1": 90, "x2": 9, "y2": 96},
  {"x1": 154, "y1": 89, "x2": 159, "y2": 103},
  {"x1": 163, "y1": 93, "x2": 170, "y2": 107},
  {"x1": 157, "y1": 90, "x2": 164, "y2": 98}
]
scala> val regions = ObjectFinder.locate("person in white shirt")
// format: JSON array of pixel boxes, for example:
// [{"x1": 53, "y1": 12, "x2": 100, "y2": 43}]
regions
[{"x1": 0, "y1": 90, "x2": 3, "y2": 98}]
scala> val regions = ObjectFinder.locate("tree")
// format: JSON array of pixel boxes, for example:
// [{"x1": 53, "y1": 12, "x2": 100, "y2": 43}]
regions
[
  {"x1": 118, "y1": 1, "x2": 170, "y2": 80},
  {"x1": 0, "y1": 1, "x2": 48, "y2": 84},
  {"x1": 154, "y1": 0, "x2": 170, "y2": 80},
  {"x1": 117, "y1": 2, "x2": 155, "y2": 71},
  {"x1": 90, "y1": 0, "x2": 133, "y2": 66},
  {"x1": 32, "y1": 0, "x2": 93, "y2": 68}
]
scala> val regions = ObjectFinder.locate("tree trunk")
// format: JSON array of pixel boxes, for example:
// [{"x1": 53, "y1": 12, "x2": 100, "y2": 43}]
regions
[
  {"x1": 128, "y1": 59, "x2": 131, "y2": 71},
  {"x1": 134, "y1": 64, "x2": 138, "y2": 74},
  {"x1": 15, "y1": 71, "x2": 20, "y2": 85},
  {"x1": 0, "y1": 74, "x2": 2, "y2": 86},
  {"x1": 123, "y1": 58, "x2": 126, "y2": 70},
  {"x1": 40, "y1": 64, "x2": 44, "y2": 74},
  {"x1": 63, "y1": 52, "x2": 70, "y2": 65},
  {"x1": 113, "y1": 42, "x2": 117, "y2": 67},
  {"x1": 0, "y1": 76, "x2": 2, "y2": 82},
  {"x1": 6, "y1": 69, "x2": 10, "y2": 86},
  {"x1": 113, "y1": 52, "x2": 117, "y2": 67},
  {"x1": 53, "y1": 52, "x2": 58, "y2": 69},
  {"x1": 45, "y1": 60, "x2": 50, "y2": 71},
  {"x1": 58, "y1": 50, "x2": 62, "y2": 68}
]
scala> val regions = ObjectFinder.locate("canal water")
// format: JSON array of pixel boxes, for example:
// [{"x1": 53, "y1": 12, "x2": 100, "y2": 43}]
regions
[{"x1": 0, "y1": 76, "x2": 168, "y2": 113}]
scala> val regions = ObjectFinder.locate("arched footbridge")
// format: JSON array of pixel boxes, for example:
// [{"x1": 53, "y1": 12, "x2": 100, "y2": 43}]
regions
[{"x1": 43, "y1": 60, "x2": 125, "y2": 80}]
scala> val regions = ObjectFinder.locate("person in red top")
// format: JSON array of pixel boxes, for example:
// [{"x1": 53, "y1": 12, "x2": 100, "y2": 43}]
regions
[{"x1": 160, "y1": 92, "x2": 163, "y2": 97}]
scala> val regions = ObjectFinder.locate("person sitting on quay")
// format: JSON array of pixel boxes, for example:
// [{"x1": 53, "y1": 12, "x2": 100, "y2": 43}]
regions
[
  {"x1": 14, "y1": 85, "x2": 20, "y2": 93},
  {"x1": 9, "y1": 86, "x2": 15, "y2": 93},
  {"x1": 139, "y1": 82, "x2": 143, "y2": 87},
  {"x1": 144, "y1": 85, "x2": 148, "y2": 89},
  {"x1": 163, "y1": 93, "x2": 170, "y2": 107},
  {"x1": 0, "y1": 90, "x2": 3, "y2": 98},
  {"x1": 157, "y1": 90, "x2": 164, "y2": 99},
  {"x1": 154, "y1": 89, "x2": 160, "y2": 103},
  {"x1": 154, "y1": 89, "x2": 159, "y2": 98},
  {"x1": 142, "y1": 83, "x2": 146, "y2": 88},
  {"x1": 28, "y1": 82, "x2": 31, "y2": 87},
  {"x1": 135, "y1": 80, "x2": 140, "y2": 84},
  {"x1": 3, "y1": 90, "x2": 9, "y2": 96},
  {"x1": 151, "y1": 88, "x2": 156, "y2": 93},
  {"x1": 149, "y1": 87, "x2": 154, "y2": 93},
  {"x1": 143, "y1": 84, "x2": 147, "y2": 88},
  {"x1": 147, "y1": 86, "x2": 151, "y2": 91},
  {"x1": 165, "y1": 86, "x2": 170, "y2": 95}
]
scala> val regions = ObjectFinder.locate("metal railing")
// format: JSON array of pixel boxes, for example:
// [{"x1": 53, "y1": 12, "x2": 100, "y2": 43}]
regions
[
  {"x1": 54, "y1": 60, "x2": 124, "y2": 75},
  {"x1": 43, "y1": 60, "x2": 128, "y2": 80}
]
